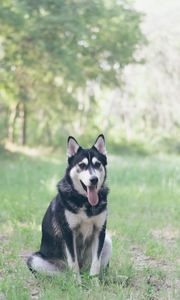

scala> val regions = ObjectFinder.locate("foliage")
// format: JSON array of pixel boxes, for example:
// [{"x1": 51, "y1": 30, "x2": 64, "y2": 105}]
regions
[
  {"x1": 106, "y1": 0, "x2": 180, "y2": 149},
  {"x1": 0, "y1": 0, "x2": 144, "y2": 145},
  {"x1": 0, "y1": 0, "x2": 179, "y2": 152}
]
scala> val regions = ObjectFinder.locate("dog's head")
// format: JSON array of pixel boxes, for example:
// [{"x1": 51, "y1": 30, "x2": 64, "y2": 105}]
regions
[{"x1": 67, "y1": 134, "x2": 107, "y2": 206}]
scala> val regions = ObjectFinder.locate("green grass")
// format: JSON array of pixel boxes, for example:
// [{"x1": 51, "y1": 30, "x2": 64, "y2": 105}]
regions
[{"x1": 0, "y1": 146, "x2": 180, "y2": 299}]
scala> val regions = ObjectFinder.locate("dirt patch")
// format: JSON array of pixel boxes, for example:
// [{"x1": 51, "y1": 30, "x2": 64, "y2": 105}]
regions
[
  {"x1": 0, "y1": 235, "x2": 9, "y2": 243},
  {"x1": 24, "y1": 278, "x2": 41, "y2": 300},
  {"x1": 20, "y1": 250, "x2": 41, "y2": 300},
  {"x1": 130, "y1": 246, "x2": 169, "y2": 271},
  {"x1": 19, "y1": 250, "x2": 31, "y2": 262},
  {"x1": 0, "y1": 235, "x2": 9, "y2": 280},
  {"x1": 130, "y1": 245, "x2": 180, "y2": 298},
  {"x1": 0, "y1": 292, "x2": 5, "y2": 300},
  {"x1": 151, "y1": 226, "x2": 179, "y2": 244},
  {"x1": 147, "y1": 273, "x2": 171, "y2": 290},
  {"x1": 0, "y1": 272, "x2": 4, "y2": 283}
]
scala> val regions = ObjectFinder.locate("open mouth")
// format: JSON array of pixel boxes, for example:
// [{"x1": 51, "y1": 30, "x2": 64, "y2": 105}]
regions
[
  {"x1": 80, "y1": 180, "x2": 87, "y2": 192},
  {"x1": 80, "y1": 180, "x2": 99, "y2": 206}
]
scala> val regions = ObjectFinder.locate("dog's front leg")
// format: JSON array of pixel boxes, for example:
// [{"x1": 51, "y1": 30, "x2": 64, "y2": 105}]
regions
[
  {"x1": 64, "y1": 230, "x2": 81, "y2": 283},
  {"x1": 90, "y1": 224, "x2": 106, "y2": 277}
]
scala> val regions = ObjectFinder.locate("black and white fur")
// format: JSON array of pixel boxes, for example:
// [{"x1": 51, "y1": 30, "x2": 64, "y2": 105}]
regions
[{"x1": 27, "y1": 135, "x2": 112, "y2": 282}]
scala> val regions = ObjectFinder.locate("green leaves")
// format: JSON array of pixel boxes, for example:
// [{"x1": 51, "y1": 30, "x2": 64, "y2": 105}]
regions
[
  {"x1": 0, "y1": 0, "x2": 144, "y2": 144},
  {"x1": 1, "y1": 0, "x2": 144, "y2": 84}
]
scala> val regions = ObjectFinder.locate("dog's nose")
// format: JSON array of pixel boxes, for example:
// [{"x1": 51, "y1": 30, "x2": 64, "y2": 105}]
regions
[{"x1": 90, "y1": 176, "x2": 98, "y2": 185}]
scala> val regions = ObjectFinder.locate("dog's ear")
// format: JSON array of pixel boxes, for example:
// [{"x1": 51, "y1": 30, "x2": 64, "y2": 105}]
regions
[
  {"x1": 93, "y1": 134, "x2": 106, "y2": 155},
  {"x1": 67, "y1": 136, "x2": 80, "y2": 157}
]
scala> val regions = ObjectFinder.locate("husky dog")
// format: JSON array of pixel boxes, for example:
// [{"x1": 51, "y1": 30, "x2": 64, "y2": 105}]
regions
[{"x1": 27, "y1": 134, "x2": 112, "y2": 282}]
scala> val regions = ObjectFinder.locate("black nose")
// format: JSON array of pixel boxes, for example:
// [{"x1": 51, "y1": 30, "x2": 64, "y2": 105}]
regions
[{"x1": 90, "y1": 176, "x2": 98, "y2": 185}]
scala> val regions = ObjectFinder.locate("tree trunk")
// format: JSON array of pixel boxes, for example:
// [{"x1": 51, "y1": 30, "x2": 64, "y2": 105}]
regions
[
  {"x1": 18, "y1": 102, "x2": 26, "y2": 145},
  {"x1": 8, "y1": 103, "x2": 19, "y2": 143}
]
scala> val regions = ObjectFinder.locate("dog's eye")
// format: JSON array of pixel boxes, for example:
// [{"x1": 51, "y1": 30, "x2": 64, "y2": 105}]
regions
[
  {"x1": 94, "y1": 161, "x2": 101, "y2": 169},
  {"x1": 78, "y1": 163, "x2": 87, "y2": 170}
]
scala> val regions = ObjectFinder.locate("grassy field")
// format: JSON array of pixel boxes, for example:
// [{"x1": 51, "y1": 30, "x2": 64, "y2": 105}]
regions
[{"x1": 0, "y1": 145, "x2": 180, "y2": 300}]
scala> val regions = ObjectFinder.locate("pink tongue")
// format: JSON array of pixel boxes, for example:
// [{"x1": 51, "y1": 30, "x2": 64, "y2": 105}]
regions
[{"x1": 87, "y1": 186, "x2": 99, "y2": 206}]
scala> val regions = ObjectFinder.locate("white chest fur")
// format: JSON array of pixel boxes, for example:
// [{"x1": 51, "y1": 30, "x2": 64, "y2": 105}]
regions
[{"x1": 65, "y1": 209, "x2": 107, "y2": 240}]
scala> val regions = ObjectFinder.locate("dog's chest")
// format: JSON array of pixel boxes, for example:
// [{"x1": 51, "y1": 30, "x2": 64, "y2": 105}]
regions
[{"x1": 65, "y1": 208, "x2": 107, "y2": 240}]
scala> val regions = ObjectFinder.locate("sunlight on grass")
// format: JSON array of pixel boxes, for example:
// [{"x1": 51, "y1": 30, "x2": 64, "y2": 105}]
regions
[{"x1": 5, "y1": 142, "x2": 51, "y2": 157}]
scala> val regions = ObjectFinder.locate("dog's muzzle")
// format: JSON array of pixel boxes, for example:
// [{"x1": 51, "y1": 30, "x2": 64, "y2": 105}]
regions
[
  {"x1": 80, "y1": 178, "x2": 99, "y2": 206},
  {"x1": 90, "y1": 176, "x2": 98, "y2": 186}
]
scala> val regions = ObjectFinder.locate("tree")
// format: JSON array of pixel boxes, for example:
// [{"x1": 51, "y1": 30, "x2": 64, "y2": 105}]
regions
[{"x1": 0, "y1": 0, "x2": 144, "y2": 145}]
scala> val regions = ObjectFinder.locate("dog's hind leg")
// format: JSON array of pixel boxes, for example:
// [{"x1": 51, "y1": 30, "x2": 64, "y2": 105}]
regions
[
  {"x1": 27, "y1": 252, "x2": 65, "y2": 275},
  {"x1": 100, "y1": 233, "x2": 112, "y2": 269}
]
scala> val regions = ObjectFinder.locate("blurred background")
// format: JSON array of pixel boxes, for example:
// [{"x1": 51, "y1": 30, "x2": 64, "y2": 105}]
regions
[{"x1": 0, "y1": 0, "x2": 180, "y2": 154}]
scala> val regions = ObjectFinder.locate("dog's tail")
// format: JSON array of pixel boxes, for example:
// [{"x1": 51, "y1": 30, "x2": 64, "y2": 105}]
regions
[{"x1": 27, "y1": 252, "x2": 63, "y2": 275}]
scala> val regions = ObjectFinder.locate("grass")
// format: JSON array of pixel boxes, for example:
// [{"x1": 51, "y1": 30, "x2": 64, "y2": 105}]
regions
[{"x1": 0, "y1": 145, "x2": 180, "y2": 300}]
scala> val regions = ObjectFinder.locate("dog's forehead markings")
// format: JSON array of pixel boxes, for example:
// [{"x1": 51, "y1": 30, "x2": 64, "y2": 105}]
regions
[
  {"x1": 92, "y1": 157, "x2": 98, "y2": 164},
  {"x1": 80, "y1": 157, "x2": 88, "y2": 165}
]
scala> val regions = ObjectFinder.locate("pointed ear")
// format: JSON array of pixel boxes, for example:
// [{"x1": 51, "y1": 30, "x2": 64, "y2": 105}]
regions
[
  {"x1": 93, "y1": 134, "x2": 106, "y2": 155},
  {"x1": 67, "y1": 136, "x2": 80, "y2": 157}
]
